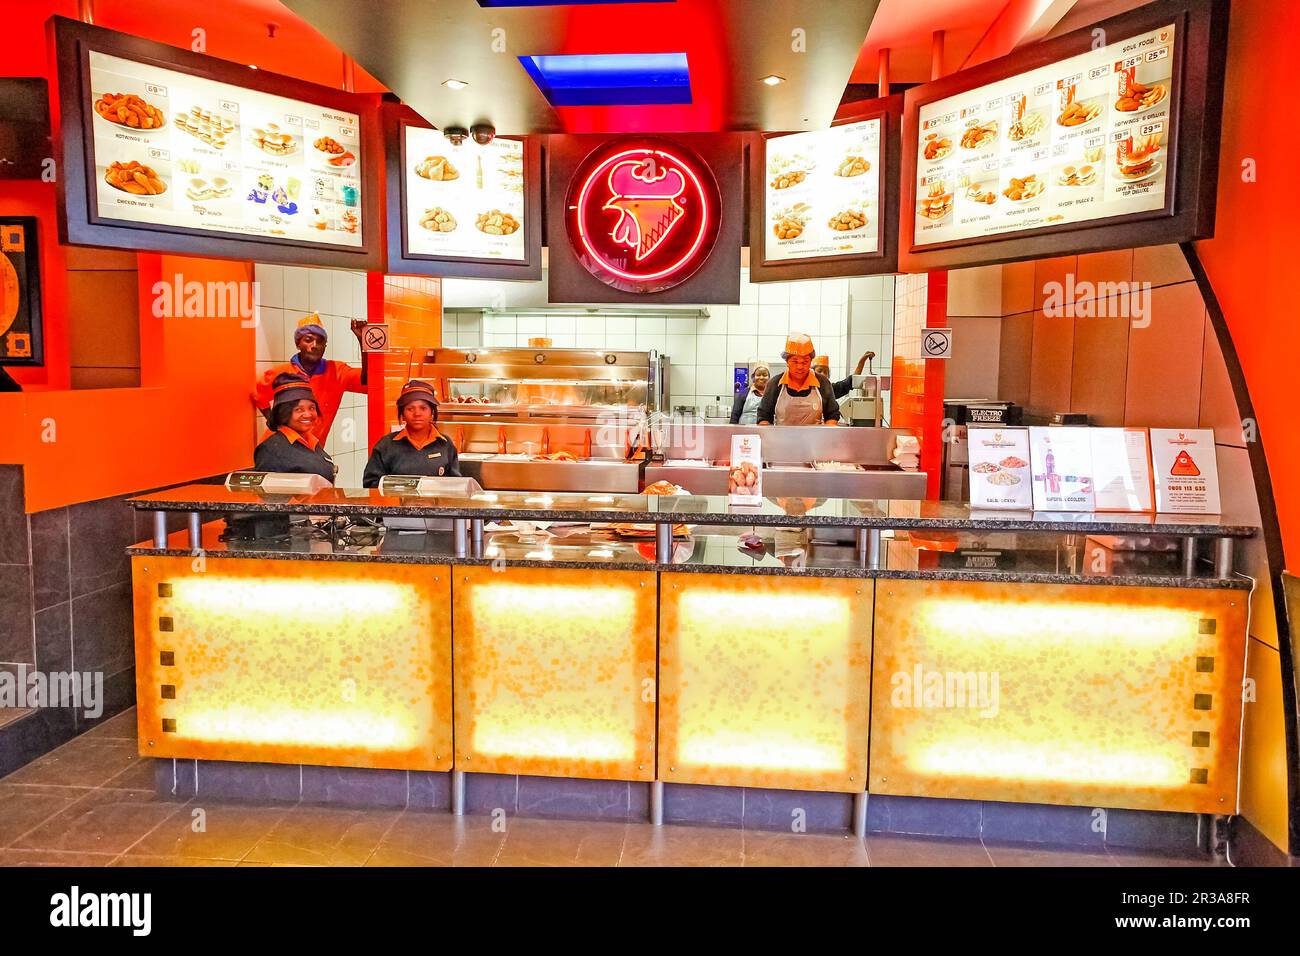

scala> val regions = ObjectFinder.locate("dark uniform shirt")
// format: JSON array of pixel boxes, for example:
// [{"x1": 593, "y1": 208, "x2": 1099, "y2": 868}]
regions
[
  {"x1": 363, "y1": 428, "x2": 461, "y2": 488},
  {"x1": 756, "y1": 372, "x2": 842, "y2": 424},
  {"x1": 829, "y1": 374, "x2": 854, "y2": 400},
  {"x1": 253, "y1": 427, "x2": 336, "y2": 482}
]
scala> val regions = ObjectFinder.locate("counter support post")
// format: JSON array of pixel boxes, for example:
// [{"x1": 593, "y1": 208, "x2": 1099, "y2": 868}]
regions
[
  {"x1": 451, "y1": 769, "x2": 465, "y2": 816},
  {"x1": 470, "y1": 519, "x2": 484, "y2": 558},
  {"x1": 853, "y1": 792, "x2": 868, "y2": 839},
  {"x1": 1214, "y1": 538, "x2": 1234, "y2": 579},
  {"x1": 650, "y1": 781, "x2": 664, "y2": 826},
  {"x1": 867, "y1": 529, "x2": 882, "y2": 570},
  {"x1": 187, "y1": 512, "x2": 202, "y2": 550},
  {"x1": 655, "y1": 523, "x2": 673, "y2": 564},
  {"x1": 855, "y1": 529, "x2": 869, "y2": 567},
  {"x1": 1182, "y1": 538, "x2": 1198, "y2": 577},
  {"x1": 453, "y1": 519, "x2": 469, "y2": 559},
  {"x1": 152, "y1": 511, "x2": 167, "y2": 549}
]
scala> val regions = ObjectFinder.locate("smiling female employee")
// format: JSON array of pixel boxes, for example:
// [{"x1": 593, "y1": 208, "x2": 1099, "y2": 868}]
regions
[
  {"x1": 756, "y1": 334, "x2": 841, "y2": 425},
  {"x1": 253, "y1": 372, "x2": 336, "y2": 482},
  {"x1": 363, "y1": 380, "x2": 461, "y2": 487}
]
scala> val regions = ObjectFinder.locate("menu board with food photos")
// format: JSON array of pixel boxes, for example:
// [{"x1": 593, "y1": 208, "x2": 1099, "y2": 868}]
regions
[
  {"x1": 968, "y1": 426, "x2": 1033, "y2": 510},
  {"x1": 913, "y1": 21, "x2": 1177, "y2": 248},
  {"x1": 402, "y1": 125, "x2": 527, "y2": 263},
  {"x1": 86, "y1": 50, "x2": 363, "y2": 248},
  {"x1": 764, "y1": 118, "x2": 882, "y2": 262}
]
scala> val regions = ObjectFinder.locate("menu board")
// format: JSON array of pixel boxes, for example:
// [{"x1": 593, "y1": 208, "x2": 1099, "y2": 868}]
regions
[
  {"x1": 1029, "y1": 427, "x2": 1096, "y2": 511},
  {"x1": 913, "y1": 21, "x2": 1177, "y2": 247},
  {"x1": 87, "y1": 51, "x2": 363, "y2": 247},
  {"x1": 1151, "y1": 428, "x2": 1221, "y2": 513},
  {"x1": 763, "y1": 119, "x2": 882, "y2": 262},
  {"x1": 1090, "y1": 428, "x2": 1155, "y2": 512},
  {"x1": 403, "y1": 125, "x2": 526, "y2": 263},
  {"x1": 968, "y1": 426, "x2": 1032, "y2": 510}
]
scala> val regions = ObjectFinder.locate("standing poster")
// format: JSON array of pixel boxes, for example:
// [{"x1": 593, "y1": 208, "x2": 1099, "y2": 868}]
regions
[
  {"x1": 1090, "y1": 427, "x2": 1154, "y2": 512},
  {"x1": 728, "y1": 434, "x2": 763, "y2": 506},
  {"x1": 1150, "y1": 428, "x2": 1221, "y2": 513},
  {"x1": 968, "y1": 426, "x2": 1032, "y2": 509},
  {"x1": 1029, "y1": 426, "x2": 1095, "y2": 511},
  {"x1": 0, "y1": 218, "x2": 43, "y2": 367}
]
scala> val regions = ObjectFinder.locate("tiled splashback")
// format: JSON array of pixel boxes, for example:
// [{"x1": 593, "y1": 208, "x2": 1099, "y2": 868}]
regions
[
  {"x1": 443, "y1": 270, "x2": 895, "y2": 417},
  {"x1": 252, "y1": 264, "x2": 370, "y2": 489}
]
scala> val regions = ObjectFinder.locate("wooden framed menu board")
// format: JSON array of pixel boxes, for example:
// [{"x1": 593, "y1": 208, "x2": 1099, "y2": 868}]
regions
[
  {"x1": 52, "y1": 17, "x2": 383, "y2": 270},
  {"x1": 383, "y1": 105, "x2": 542, "y2": 281},
  {"x1": 748, "y1": 96, "x2": 902, "y2": 282},
  {"x1": 899, "y1": 0, "x2": 1227, "y2": 271}
]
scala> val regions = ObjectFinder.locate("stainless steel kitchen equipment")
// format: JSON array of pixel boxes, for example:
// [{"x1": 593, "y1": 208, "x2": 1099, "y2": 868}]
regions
[
  {"x1": 645, "y1": 423, "x2": 926, "y2": 499},
  {"x1": 842, "y1": 374, "x2": 883, "y2": 427}
]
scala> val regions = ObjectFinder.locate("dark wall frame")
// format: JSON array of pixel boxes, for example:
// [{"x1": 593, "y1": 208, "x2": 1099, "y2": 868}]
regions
[
  {"x1": 748, "y1": 94, "x2": 902, "y2": 282},
  {"x1": 384, "y1": 103, "x2": 543, "y2": 282},
  {"x1": 51, "y1": 16, "x2": 385, "y2": 271},
  {"x1": 0, "y1": 217, "x2": 44, "y2": 368},
  {"x1": 546, "y1": 132, "x2": 743, "y2": 305},
  {"x1": 898, "y1": 0, "x2": 1227, "y2": 272}
]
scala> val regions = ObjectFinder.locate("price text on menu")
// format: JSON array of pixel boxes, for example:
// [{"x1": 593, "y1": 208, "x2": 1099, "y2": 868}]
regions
[
  {"x1": 764, "y1": 118, "x2": 882, "y2": 262},
  {"x1": 914, "y1": 22, "x2": 1176, "y2": 246},
  {"x1": 87, "y1": 51, "x2": 363, "y2": 248}
]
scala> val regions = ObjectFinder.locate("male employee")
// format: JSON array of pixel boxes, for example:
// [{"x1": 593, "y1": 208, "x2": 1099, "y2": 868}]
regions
[
  {"x1": 813, "y1": 351, "x2": 875, "y2": 400},
  {"x1": 252, "y1": 312, "x2": 368, "y2": 443}
]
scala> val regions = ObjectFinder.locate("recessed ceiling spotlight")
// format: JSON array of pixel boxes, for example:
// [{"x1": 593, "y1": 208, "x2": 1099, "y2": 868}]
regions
[
  {"x1": 443, "y1": 78, "x2": 470, "y2": 91},
  {"x1": 249, "y1": 64, "x2": 259, "y2": 70},
  {"x1": 760, "y1": 74, "x2": 785, "y2": 86}
]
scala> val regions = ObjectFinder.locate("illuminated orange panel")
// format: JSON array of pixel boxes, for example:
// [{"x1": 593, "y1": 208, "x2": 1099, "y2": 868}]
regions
[
  {"x1": 451, "y1": 566, "x2": 657, "y2": 781},
  {"x1": 870, "y1": 580, "x2": 1248, "y2": 814},
  {"x1": 658, "y1": 573, "x2": 872, "y2": 793},
  {"x1": 132, "y1": 556, "x2": 452, "y2": 772}
]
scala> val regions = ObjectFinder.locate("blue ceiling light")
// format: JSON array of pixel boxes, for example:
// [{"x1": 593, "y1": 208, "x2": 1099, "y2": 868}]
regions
[{"x1": 518, "y1": 52, "x2": 692, "y2": 107}]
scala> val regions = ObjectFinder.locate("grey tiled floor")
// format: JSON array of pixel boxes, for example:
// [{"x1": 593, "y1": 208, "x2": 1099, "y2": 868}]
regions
[{"x1": 0, "y1": 709, "x2": 1221, "y2": 867}]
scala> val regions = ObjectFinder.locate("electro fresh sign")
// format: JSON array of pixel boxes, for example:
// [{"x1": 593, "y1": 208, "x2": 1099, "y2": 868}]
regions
[{"x1": 566, "y1": 140, "x2": 721, "y2": 294}]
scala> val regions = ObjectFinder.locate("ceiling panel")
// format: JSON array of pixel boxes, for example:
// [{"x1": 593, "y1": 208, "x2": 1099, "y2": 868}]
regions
[{"x1": 279, "y1": 0, "x2": 881, "y2": 133}]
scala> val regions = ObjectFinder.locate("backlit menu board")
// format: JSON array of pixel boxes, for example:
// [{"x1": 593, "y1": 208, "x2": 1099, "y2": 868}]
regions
[
  {"x1": 913, "y1": 21, "x2": 1177, "y2": 248},
  {"x1": 87, "y1": 51, "x2": 363, "y2": 248},
  {"x1": 764, "y1": 118, "x2": 882, "y2": 262},
  {"x1": 402, "y1": 125, "x2": 526, "y2": 263}
]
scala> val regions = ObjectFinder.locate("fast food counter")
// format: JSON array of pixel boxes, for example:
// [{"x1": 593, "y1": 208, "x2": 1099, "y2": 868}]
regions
[{"x1": 126, "y1": 485, "x2": 1255, "y2": 833}]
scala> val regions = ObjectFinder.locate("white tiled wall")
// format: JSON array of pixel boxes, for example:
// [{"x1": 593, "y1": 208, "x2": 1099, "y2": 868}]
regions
[
  {"x1": 253, "y1": 264, "x2": 370, "y2": 488},
  {"x1": 442, "y1": 269, "x2": 895, "y2": 414}
]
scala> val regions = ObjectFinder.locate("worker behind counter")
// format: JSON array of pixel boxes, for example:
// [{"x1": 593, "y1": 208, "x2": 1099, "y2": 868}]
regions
[
  {"x1": 362, "y1": 380, "x2": 461, "y2": 487},
  {"x1": 813, "y1": 351, "x2": 875, "y2": 400},
  {"x1": 730, "y1": 361, "x2": 770, "y2": 425},
  {"x1": 252, "y1": 372, "x2": 337, "y2": 483},
  {"x1": 756, "y1": 334, "x2": 841, "y2": 426},
  {"x1": 252, "y1": 313, "x2": 368, "y2": 444}
]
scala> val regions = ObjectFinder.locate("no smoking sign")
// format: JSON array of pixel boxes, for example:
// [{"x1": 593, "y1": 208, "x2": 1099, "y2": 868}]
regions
[
  {"x1": 922, "y1": 328, "x2": 953, "y2": 359},
  {"x1": 361, "y1": 323, "x2": 390, "y2": 353}
]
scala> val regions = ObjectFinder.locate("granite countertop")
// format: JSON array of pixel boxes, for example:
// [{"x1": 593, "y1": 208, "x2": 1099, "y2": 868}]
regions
[
  {"x1": 125, "y1": 520, "x2": 1251, "y2": 590},
  {"x1": 128, "y1": 484, "x2": 1259, "y2": 538}
]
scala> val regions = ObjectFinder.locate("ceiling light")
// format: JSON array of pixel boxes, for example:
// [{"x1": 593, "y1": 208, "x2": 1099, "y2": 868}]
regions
[
  {"x1": 248, "y1": 64, "x2": 258, "y2": 70},
  {"x1": 442, "y1": 78, "x2": 469, "y2": 91},
  {"x1": 760, "y1": 74, "x2": 785, "y2": 86}
]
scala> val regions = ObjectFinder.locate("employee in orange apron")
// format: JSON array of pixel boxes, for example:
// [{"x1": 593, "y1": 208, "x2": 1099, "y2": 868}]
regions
[
  {"x1": 252, "y1": 313, "x2": 368, "y2": 443},
  {"x1": 362, "y1": 380, "x2": 461, "y2": 487},
  {"x1": 252, "y1": 372, "x2": 336, "y2": 482},
  {"x1": 756, "y1": 334, "x2": 842, "y2": 425}
]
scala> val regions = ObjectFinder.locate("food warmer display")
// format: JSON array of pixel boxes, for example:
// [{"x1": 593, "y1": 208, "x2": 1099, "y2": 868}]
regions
[
  {"x1": 403, "y1": 347, "x2": 667, "y2": 493},
  {"x1": 644, "y1": 423, "x2": 926, "y2": 499}
]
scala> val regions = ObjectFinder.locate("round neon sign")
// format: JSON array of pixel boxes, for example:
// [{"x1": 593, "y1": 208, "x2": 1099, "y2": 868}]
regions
[{"x1": 565, "y1": 139, "x2": 722, "y2": 294}]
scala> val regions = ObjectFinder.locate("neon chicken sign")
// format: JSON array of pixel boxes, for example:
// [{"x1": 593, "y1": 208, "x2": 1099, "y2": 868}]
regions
[{"x1": 566, "y1": 140, "x2": 721, "y2": 294}]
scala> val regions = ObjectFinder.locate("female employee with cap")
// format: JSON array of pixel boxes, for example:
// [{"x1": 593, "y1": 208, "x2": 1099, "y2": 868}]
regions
[
  {"x1": 756, "y1": 333, "x2": 842, "y2": 425},
  {"x1": 252, "y1": 313, "x2": 368, "y2": 444},
  {"x1": 362, "y1": 380, "x2": 461, "y2": 487},
  {"x1": 729, "y1": 361, "x2": 770, "y2": 425},
  {"x1": 252, "y1": 372, "x2": 336, "y2": 482}
]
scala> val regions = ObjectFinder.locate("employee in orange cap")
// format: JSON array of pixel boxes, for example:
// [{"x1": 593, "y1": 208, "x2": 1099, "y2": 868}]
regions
[
  {"x1": 756, "y1": 334, "x2": 841, "y2": 425},
  {"x1": 252, "y1": 313, "x2": 368, "y2": 443},
  {"x1": 362, "y1": 380, "x2": 461, "y2": 487},
  {"x1": 252, "y1": 372, "x2": 336, "y2": 482},
  {"x1": 813, "y1": 351, "x2": 875, "y2": 400}
]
